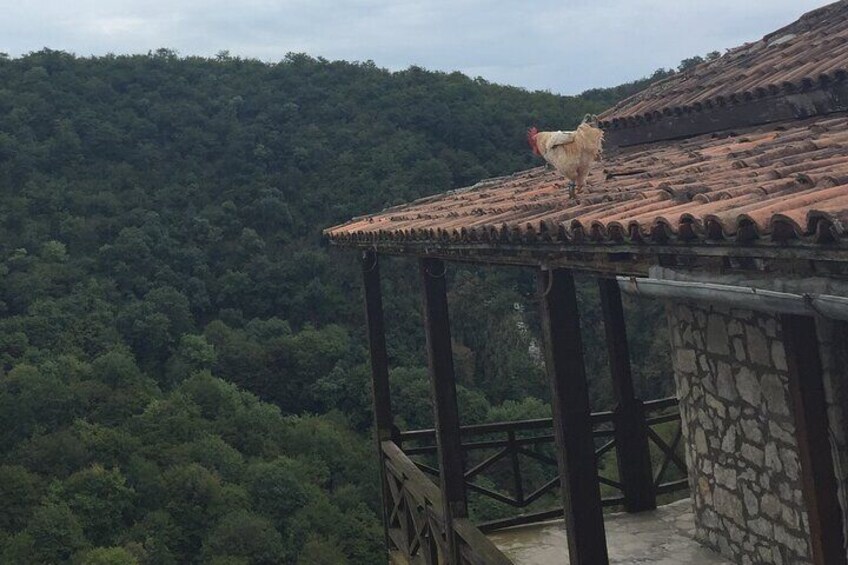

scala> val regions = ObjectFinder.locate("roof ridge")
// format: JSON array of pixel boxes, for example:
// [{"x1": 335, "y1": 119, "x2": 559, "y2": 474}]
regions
[{"x1": 599, "y1": 1, "x2": 848, "y2": 141}]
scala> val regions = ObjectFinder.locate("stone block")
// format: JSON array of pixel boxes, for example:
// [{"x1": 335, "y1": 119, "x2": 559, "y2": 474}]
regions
[
  {"x1": 741, "y1": 443, "x2": 764, "y2": 467},
  {"x1": 681, "y1": 325, "x2": 693, "y2": 347},
  {"x1": 746, "y1": 324, "x2": 771, "y2": 366},
  {"x1": 695, "y1": 427, "x2": 708, "y2": 455},
  {"x1": 764, "y1": 317, "x2": 778, "y2": 338},
  {"x1": 742, "y1": 485, "x2": 759, "y2": 516},
  {"x1": 761, "y1": 493, "x2": 781, "y2": 519},
  {"x1": 715, "y1": 463, "x2": 738, "y2": 490},
  {"x1": 771, "y1": 341, "x2": 788, "y2": 372},
  {"x1": 740, "y1": 418, "x2": 763, "y2": 443},
  {"x1": 732, "y1": 338, "x2": 747, "y2": 362},
  {"x1": 713, "y1": 486, "x2": 745, "y2": 525},
  {"x1": 705, "y1": 392, "x2": 726, "y2": 417},
  {"x1": 675, "y1": 348, "x2": 697, "y2": 374},
  {"x1": 700, "y1": 506, "x2": 720, "y2": 529},
  {"x1": 728, "y1": 319, "x2": 744, "y2": 337},
  {"x1": 735, "y1": 367, "x2": 761, "y2": 407},
  {"x1": 780, "y1": 448, "x2": 800, "y2": 481},
  {"x1": 721, "y1": 426, "x2": 737, "y2": 452},
  {"x1": 707, "y1": 314, "x2": 730, "y2": 355},
  {"x1": 765, "y1": 442, "x2": 782, "y2": 473},
  {"x1": 768, "y1": 421, "x2": 796, "y2": 446},
  {"x1": 716, "y1": 362, "x2": 738, "y2": 401}
]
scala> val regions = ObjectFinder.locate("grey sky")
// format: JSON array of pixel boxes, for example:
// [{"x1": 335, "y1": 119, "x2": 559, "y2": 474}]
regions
[{"x1": 1, "y1": 0, "x2": 832, "y2": 94}]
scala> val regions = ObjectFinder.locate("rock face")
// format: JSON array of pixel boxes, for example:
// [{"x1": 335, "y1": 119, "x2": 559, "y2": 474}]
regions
[{"x1": 667, "y1": 303, "x2": 821, "y2": 565}]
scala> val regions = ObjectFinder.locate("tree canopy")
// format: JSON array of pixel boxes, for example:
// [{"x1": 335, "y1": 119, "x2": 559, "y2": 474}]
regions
[{"x1": 0, "y1": 49, "x2": 683, "y2": 563}]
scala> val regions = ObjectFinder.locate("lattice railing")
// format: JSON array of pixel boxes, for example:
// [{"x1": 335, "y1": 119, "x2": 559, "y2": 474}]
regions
[
  {"x1": 397, "y1": 396, "x2": 688, "y2": 532},
  {"x1": 643, "y1": 397, "x2": 689, "y2": 495},
  {"x1": 381, "y1": 440, "x2": 512, "y2": 565}
]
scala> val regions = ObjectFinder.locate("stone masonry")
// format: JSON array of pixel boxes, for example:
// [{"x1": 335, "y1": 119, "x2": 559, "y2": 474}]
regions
[{"x1": 667, "y1": 302, "x2": 812, "y2": 564}]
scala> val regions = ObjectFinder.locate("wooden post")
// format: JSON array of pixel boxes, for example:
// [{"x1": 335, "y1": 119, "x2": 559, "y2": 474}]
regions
[
  {"x1": 598, "y1": 277, "x2": 656, "y2": 513},
  {"x1": 420, "y1": 258, "x2": 466, "y2": 563},
  {"x1": 538, "y1": 268, "x2": 609, "y2": 565},
  {"x1": 781, "y1": 314, "x2": 847, "y2": 565},
  {"x1": 361, "y1": 250, "x2": 394, "y2": 559}
]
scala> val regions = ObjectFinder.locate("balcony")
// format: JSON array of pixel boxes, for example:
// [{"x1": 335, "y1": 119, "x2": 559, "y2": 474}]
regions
[
  {"x1": 381, "y1": 397, "x2": 727, "y2": 564},
  {"x1": 488, "y1": 499, "x2": 729, "y2": 564}
]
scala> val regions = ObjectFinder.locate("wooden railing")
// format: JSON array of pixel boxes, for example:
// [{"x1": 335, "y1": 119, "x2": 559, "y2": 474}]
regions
[
  {"x1": 397, "y1": 396, "x2": 688, "y2": 532},
  {"x1": 643, "y1": 396, "x2": 689, "y2": 496},
  {"x1": 382, "y1": 440, "x2": 512, "y2": 565}
]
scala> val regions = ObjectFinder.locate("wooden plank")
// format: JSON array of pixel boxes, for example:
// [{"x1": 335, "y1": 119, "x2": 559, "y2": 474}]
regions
[
  {"x1": 781, "y1": 314, "x2": 847, "y2": 565},
  {"x1": 453, "y1": 518, "x2": 513, "y2": 565},
  {"x1": 598, "y1": 277, "x2": 656, "y2": 512},
  {"x1": 362, "y1": 249, "x2": 395, "y2": 559},
  {"x1": 419, "y1": 257, "x2": 467, "y2": 564},
  {"x1": 537, "y1": 268, "x2": 609, "y2": 565},
  {"x1": 382, "y1": 442, "x2": 444, "y2": 503}
]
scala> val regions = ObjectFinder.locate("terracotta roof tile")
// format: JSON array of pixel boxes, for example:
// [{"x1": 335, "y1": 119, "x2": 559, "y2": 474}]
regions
[
  {"x1": 599, "y1": 1, "x2": 848, "y2": 126},
  {"x1": 325, "y1": 116, "x2": 848, "y2": 248}
]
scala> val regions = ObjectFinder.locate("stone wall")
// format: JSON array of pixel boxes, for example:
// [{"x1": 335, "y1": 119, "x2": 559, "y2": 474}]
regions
[{"x1": 668, "y1": 302, "x2": 813, "y2": 564}]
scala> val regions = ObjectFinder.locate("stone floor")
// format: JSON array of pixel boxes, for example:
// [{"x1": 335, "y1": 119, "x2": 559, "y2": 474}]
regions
[{"x1": 487, "y1": 498, "x2": 731, "y2": 564}]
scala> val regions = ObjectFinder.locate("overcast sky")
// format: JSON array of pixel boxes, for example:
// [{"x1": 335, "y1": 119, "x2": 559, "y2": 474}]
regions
[{"x1": 1, "y1": 0, "x2": 832, "y2": 94}]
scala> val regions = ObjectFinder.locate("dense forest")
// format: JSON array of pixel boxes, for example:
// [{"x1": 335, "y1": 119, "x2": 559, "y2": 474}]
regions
[{"x1": 0, "y1": 48, "x2": 685, "y2": 564}]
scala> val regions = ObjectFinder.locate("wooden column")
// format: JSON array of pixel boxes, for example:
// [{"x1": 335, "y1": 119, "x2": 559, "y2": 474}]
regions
[
  {"x1": 420, "y1": 258, "x2": 466, "y2": 563},
  {"x1": 361, "y1": 250, "x2": 394, "y2": 557},
  {"x1": 598, "y1": 277, "x2": 656, "y2": 513},
  {"x1": 538, "y1": 268, "x2": 609, "y2": 565},
  {"x1": 781, "y1": 314, "x2": 847, "y2": 565}
]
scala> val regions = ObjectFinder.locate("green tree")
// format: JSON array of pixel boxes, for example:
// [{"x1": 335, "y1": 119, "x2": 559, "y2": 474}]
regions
[
  {"x1": 61, "y1": 465, "x2": 135, "y2": 546},
  {"x1": 11, "y1": 501, "x2": 88, "y2": 563},
  {"x1": 0, "y1": 465, "x2": 43, "y2": 532},
  {"x1": 244, "y1": 458, "x2": 310, "y2": 533},
  {"x1": 201, "y1": 511, "x2": 286, "y2": 564},
  {"x1": 73, "y1": 546, "x2": 139, "y2": 565}
]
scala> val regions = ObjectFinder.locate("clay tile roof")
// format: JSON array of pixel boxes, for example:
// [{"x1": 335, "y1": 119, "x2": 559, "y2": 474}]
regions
[
  {"x1": 325, "y1": 116, "x2": 848, "y2": 249},
  {"x1": 600, "y1": 1, "x2": 848, "y2": 126},
  {"x1": 325, "y1": 2, "x2": 848, "y2": 258}
]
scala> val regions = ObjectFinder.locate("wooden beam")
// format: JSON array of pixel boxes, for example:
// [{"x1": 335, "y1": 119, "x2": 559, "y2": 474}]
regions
[
  {"x1": 598, "y1": 277, "x2": 656, "y2": 512},
  {"x1": 419, "y1": 258, "x2": 467, "y2": 563},
  {"x1": 363, "y1": 250, "x2": 393, "y2": 439},
  {"x1": 330, "y1": 238, "x2": 848, "y2": 266},
  {"x1": 361, "y1": 249, "x2": 394, "y2": 558},
  {"x1": 781, "y1": 314, "x2": 847, "y2": 565},
  {"x1": 538, "y1": 268, "x2": 609, "y2": 565}
]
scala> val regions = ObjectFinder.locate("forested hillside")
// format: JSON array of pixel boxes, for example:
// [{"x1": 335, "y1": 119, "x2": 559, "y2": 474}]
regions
[{"x1": 0, "y1": 48, "x2": 676, "y2": 564}]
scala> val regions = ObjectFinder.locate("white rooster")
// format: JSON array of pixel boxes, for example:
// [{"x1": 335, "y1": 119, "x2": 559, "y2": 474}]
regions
[{"x1": 527, "y1": 114, "x2": 604, "y2": 199}]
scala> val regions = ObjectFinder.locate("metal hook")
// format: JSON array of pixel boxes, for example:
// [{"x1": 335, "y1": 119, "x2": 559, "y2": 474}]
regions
[
  {"x1": 361, "y1": 247, "x2": 379, "y2": 273},
  {"x1": 541, "y1": 270, "x2": 555, "y2": 298},
  {"x1": 425, "y1": 261, "x2": 447, "y2": 279}
]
